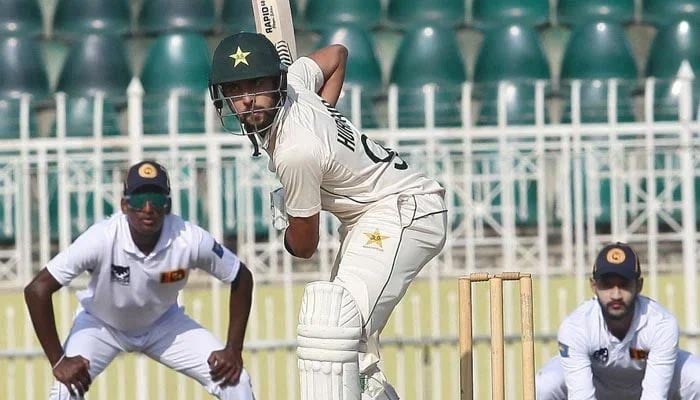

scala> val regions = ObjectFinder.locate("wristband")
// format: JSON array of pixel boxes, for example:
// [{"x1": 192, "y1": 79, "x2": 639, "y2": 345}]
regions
[{"x1": 52, "y1": 354, "x2": 66, "y2": 370}]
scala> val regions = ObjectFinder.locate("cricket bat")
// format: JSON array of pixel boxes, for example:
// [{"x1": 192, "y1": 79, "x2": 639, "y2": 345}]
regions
[{"x1": 251, "y1": 0, "x2": 297, "y2": 67}]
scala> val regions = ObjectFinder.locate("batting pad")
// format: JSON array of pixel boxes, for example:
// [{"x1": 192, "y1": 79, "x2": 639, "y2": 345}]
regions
[{"x1": 297, "y1": 281, "x2": 362, "y2": 400}]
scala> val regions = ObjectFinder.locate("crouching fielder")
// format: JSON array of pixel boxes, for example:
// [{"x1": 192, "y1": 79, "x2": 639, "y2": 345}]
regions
[
  {"x1": 537, "y1": 243, "x2": 700, "y2": 400},
  {"x1": 24, "y1": 161, "x2": 255, "y2": 400},
  {"x1": 208, "y1": 33, "x2": 448, "y2": 399}
]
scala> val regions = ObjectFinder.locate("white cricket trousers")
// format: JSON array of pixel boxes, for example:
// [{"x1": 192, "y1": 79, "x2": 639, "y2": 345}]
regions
[
  {"x1": 536, "y1": 350, "x2": 700, "y2": 399},
  {"x1": 49, "y1": 305, "x2": 254, "y2": 400},
  {"x1": 330, "y1": 192, "x2": 447, "y2": 379}
]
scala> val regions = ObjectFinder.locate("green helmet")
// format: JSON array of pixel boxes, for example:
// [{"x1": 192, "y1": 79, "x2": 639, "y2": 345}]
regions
[
  {"x1": 208, "y1": 32, "x2": 288, "y2": 140},
  {"x1": 209, "y1": 32, "x2": 286, "y2": 86}
]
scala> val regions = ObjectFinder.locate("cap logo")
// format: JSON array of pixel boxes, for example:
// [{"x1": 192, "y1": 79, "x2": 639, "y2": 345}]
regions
[
  {"x1": 138, "y1": 163, "x2": 158, "y2": 178},
  {"x1": 230, "y1": 46, "x2": 251, "y2": 67},
  {"x1": 606, "y1": 248, "x2": 626, "y2": 264}
]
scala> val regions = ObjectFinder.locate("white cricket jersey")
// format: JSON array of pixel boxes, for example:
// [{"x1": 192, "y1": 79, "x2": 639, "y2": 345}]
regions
[
  {"x1": 557, "y1": 295, "x2": 680, "y2": 399},
  {"x1": 46, "y1": 213, "x2": 240, "y2": 333},
  {"x1": 263, "y1": 57, "x2": 444, "y2": 227}
]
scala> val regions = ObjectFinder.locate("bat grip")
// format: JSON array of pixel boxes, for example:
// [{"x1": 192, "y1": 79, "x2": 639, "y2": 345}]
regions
[{"x1": 276, "y1": 41, "x2": 293, "y2": 66}]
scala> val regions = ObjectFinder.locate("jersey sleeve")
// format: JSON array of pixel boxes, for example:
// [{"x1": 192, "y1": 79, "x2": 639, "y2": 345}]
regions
[
  {"x1": 558, "y1": 320, "x2": 597, "y2": 400},
  {"x1": 287, "y1": 57, "x2": 324, "y2": 93},
  {"x1": 640, "y1": 315, "x2": 679, "y2": 399},
  {"x1": 45, "y1": 224, "x2": 104, "y2": 285},
  {"x1": 194, "y1": 229, "x2": 241, "y2": 284},
  {"x1": 276, "y1": 139, "x2": 324, "y2": 218}
]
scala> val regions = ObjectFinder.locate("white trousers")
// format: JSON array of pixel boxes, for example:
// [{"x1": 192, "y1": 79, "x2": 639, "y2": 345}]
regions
[
  {"x1": 330, "y1": 192, "x2": 447, "y2": 382},
  {"x1": 536, "y1": 351, "x2": 700, "y2": 399},
  {"x1": 50, "y1": 305, "x2": 254, "y2": 400}
]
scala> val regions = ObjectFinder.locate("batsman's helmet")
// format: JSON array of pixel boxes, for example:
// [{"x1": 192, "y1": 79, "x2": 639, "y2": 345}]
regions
[{"x1": 208, "y1": 32, "x2": 288, "y2": 139}]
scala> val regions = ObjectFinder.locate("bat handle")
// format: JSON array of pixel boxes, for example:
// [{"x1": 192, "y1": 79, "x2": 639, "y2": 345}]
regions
[{"x1": 276, "y1": 41, "x2": 293, "y2": 66}]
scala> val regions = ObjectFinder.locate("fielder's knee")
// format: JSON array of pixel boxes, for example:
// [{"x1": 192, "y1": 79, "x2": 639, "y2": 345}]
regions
[
  {"x1": 535, "y1": 357, "x2": 567, "y2": 400},
  {"x1": 209, "y1": 369, "x2": 254, "y2": 400},
  {"x1": 297, "y1": 281, "x2": 363, "y2": 400}
]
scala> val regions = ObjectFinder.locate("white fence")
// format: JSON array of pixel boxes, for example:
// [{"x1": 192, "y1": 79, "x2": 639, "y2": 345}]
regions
[{"x1": 1, "y1": 76, "x2": 700, "y2": 398}]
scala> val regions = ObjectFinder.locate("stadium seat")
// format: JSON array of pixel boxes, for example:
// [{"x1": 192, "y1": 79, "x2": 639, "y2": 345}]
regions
[
  {"x1": 142, "y1": 96, "x2": 206, "y2": 135},
  {"x1": 473, "y1": 25, "x2": 550, "y2": 125},
  {"x1": 388, "y1": 0, "x2": 465, "y2": 28},
  {"x1": 560, "y1": 21, "x2": 637, "y2": 123},
  {"x1": 52, "y1": 96, "x2": 122, "y2": 137},
  {"x1": 316, "y1": 25, "x2": 382, "y2": 128},
  {"x1": 53, "y1": 0, "x2": 130, "y2": 38},
  {"x1": 558, "y1": 22, "x2": 637, "y2": 227},
  {"x1": 222, "y1": 179, "x2": 269, "y2": 240},
  {"x1": 56, "y1": 34, "x2": 131, "y2": 99},
  {"x1": 306, "y1": 0, "x2": 381, "y2": 30},
  {"x1": 0, "y1": 36, "x2": 49, "y2": 100},
  {"x1": 643, "y1": 0, "x2": 700, "y2": 26},
  {"x1": 645, "y1": 21, "x2": 700, "y2": 120},
  {"x1": 138, "y1": 0, "x2": 215, "y2": 34},
  {"x1": 47, "y1": 171, "x2": 117, "y2": 241},
  {"x1": 389, "y1": 25, "x2": 466, "y2": 127},
  {"x1": 141, "y1": 33, "x2": 210, "y2": 134},
  {"x1": 0, "y1": 0, "x2": 43, "y2": 36},
  {"x1": 0, "y1": 98, "x2": 39, "y2": 138},
  {"x1": 472, "y1": 0, "x2": 548, "y2": 29},
  {"x1": 141, "y1": 33, "x2": 210, "y2": 95},
  {"x1": 557, "y1": 0, "x2": 634, "y2": 26},
  {"x1": 221, "y1": 0, "x2": 256, "y2": 33}
]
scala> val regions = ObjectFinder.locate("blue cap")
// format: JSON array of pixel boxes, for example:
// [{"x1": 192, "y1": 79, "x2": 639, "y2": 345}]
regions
[
  {"x1": 593, "y1": 242, "x2": 641, "y2": 280},
  {"x1": 123, "y1": 161, "x2": 170, "y2": 195}
]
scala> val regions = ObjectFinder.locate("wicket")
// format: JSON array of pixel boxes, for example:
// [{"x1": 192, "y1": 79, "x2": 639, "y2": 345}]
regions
[{"x1": 458, "y1": 272, "x2": 535, "y2": 400}]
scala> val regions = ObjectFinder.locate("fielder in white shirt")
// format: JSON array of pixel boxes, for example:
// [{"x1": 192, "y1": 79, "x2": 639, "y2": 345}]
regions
[
  {"x1": 208, "y1": 33, "x2": 448, "y2": 400},
  {"x1": 24, "y1": 161, "x2": 255, "y2": 400},
  {"x1": 537, "y1": 242, "x2": 700, "y2": 399}
]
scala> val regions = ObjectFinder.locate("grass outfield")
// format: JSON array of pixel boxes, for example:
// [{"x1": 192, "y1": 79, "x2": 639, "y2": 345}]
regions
[{"x1": 1, "y1": 272, "x2": 696, "y2": 399}]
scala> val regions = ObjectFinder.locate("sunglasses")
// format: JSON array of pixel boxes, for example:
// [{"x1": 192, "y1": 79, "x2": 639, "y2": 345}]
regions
[{"x1": 126, "y1": 192, "x2": 169, "y2": 210}]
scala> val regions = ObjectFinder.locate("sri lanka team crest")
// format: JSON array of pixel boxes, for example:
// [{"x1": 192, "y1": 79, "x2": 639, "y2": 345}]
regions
[
  {"x1": 161, "y1": 269, "x2": 188, "y2": 283},
  {"x1": 363, "y1": 229, "x2": 389, "y2": 250}
]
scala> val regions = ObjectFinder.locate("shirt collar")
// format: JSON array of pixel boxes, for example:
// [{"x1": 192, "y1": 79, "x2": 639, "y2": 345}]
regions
[{"x1": 119, "y1": 213, "x2": 175, "y2": 258}]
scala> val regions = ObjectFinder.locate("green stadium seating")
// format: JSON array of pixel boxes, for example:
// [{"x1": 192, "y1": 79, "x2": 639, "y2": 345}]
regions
[
  {"x1": 0, "y1": 36, "x2": 49, "y2": 100},
  {"x1": 643, "y1": 0, "x2": 700, "y2": 26},
  {"x1": 477, "y1": 83, "x2": 545, "y2": 126},
  {"x1": 142, "y1": 95, "x2": 205, "y2": 135},
  {"x1": 557, "y1": 0, "x2": 634, "y2": 26},
  {"x1": 53, "y1": 0, "x2": 130, "y2": 37},
  {"x1": 558, "y1": 22, "x2": 637, "y2": 227},
  {"x1": 220, "y1": 160, "x2": 270, "y2": 240},
  {"x1": 0, "y1": 98, "x2": 38, "y2": 138},
  {"x1": 53, "y1": 96, "x2": 121, "y2": 137},
  {"x1": 646, "y1": 21, "x2": 700, "y2": 78},
  {"x1": 473, "y1": 25, "x2": 550, "y2": 125},
  {"x1": 0, "y1": 0, "x2": 43, "y2": 36},
  {"x1": 141, "y1": 33, "x2": 210, "y2": 134},
  {"x1": 221, "y1": 0, "x2": 256, "y2": 33},
  {"x1": 472, "y1": 0, "x2": 548, "y2": 29},
  {"x1": 47, "y1": 169, "x2": 117, "y2": 241},
  {"x1": 645, "y1": 21, "x2": 700, "y2": 121},
  {"x1": 56, "y1": 34, "x2": 131, "y2": 99},
  {"x1": 141, "y1": 33, "x2": 210, "y2": 95},
  {"x1": 306, "y1": 0, "x2": 381, "y2": 30},
  {"x1": 560, "y1": 21, "x2": 637, "y2": 123},
  {"x1": 390, "y1": 25, "x2": 466, "y2": 127},
  {"x1": 388, "y1": 0, "x2": 465, "y2": 28},
  {"x1": 138, "y1": 0, "x2": 215, "y2": 34},
  {"x1": 316, "y1": 25, "x2": 382, "y2": 128}
]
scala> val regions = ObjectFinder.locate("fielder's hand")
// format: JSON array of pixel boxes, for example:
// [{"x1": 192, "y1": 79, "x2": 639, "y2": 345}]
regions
[
  {"x1": 53, "y1": 355, "x2": 91, "y2": 397},
  {"x1": 208, "y1": 346, "x2": 243, "y2": 387}
]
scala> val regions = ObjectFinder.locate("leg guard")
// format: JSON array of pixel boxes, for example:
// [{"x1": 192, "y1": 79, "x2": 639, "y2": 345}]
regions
[{"x1": 297, "y1": 281, "x2": 362, "y2": 400}]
